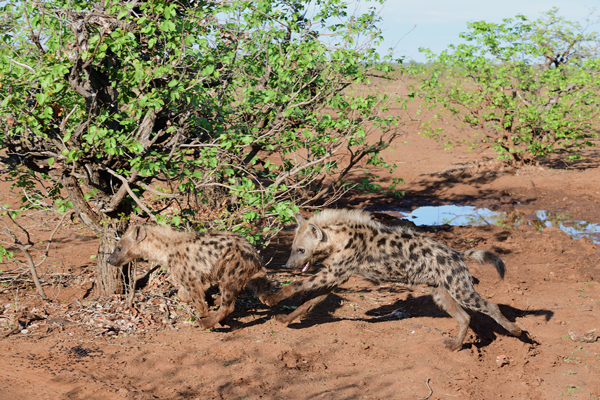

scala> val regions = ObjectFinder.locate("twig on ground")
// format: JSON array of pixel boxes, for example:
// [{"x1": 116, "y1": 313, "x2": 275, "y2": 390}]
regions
[{"x1": 418, "y1": 377, "x2": 433, "y2": 400}]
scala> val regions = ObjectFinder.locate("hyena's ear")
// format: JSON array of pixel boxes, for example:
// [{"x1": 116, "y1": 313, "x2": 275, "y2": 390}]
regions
[
  {"x1": 294, "y1": 212, "x2": 306, "y2": 225},
  {"x1": 307, "y1": 223, "x2": 326, "y2": 242},
  {"x1": 131, "y1": 225, "x2": 147, "y2": 242}
]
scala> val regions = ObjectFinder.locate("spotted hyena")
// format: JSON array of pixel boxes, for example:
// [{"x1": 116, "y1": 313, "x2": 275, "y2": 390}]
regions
[
  {"x1": 107, "y1": 224, "x2": 270, "y2": 329},
  {"x1": 263, "y1": 209, "x2": 522, "y2": 350}
]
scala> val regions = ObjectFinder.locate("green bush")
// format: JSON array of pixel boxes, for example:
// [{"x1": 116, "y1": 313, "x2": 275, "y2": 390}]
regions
[
  {"x1": 412, "y1": 8, "x2": 600, "y2": 165},
  {"x1": 0, "y1": 0, "x2": 403, "y2": 294}
]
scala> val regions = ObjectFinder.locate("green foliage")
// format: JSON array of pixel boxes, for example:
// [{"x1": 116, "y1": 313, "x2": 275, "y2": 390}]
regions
[
  {"x1": 411, "y1": 8, "x2": 600, "y2": 165},
  {"x1": 0, "y1": 0, "x2": 403, "y2": 252}
]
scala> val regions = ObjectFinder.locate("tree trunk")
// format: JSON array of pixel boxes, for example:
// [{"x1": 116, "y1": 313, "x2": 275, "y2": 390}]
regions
[
  {"x1": 95, "y1": 223, "x2": 124, "y2": 296},
  {"x1": 62, "y1": 172, "x2": 130, "y2": 296}
]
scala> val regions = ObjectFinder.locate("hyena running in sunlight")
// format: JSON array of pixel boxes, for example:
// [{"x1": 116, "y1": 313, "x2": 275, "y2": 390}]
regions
[{"x1": 263, "y1": 209, "x2": 522, "y2": 350}]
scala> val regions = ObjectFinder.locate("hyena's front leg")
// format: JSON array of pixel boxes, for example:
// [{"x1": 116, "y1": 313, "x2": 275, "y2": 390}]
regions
[
  {"x1": 262, "y1": 279, "x2": 307, "y2": 307},
  {"x1": 275, "y1": 287, "x2": 333, "y2": 325},
  {"x1": 265, "y1": 267, "x2": 349, "y2": 324},
  {"x1": 184, "y1": 283, "x2": 210, "y2": 318},
  {"x1": 263, "y1": 269, "x2": 331, "y2": 307}
]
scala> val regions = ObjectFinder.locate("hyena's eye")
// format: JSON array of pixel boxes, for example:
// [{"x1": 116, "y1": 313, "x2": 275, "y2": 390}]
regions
[
  {"x1": 298, "y1": 248, "x2": 305, "y2": 254},
  {"x1": 117, "y1": 247, "x2": 122, "y2": 252}
]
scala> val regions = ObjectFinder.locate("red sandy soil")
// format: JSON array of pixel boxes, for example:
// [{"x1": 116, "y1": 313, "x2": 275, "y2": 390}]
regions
[{"x1": 1, "y1": 107, "x2": 600, "y2": 399}]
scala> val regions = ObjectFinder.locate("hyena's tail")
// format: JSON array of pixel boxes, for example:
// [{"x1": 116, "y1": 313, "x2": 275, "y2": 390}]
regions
[
  {"x1": 245, "y1": 269, "x2": 273, "y2": 304},
  {"x1": 462, "y1": 249, "x2": 505, "y2": 279}
]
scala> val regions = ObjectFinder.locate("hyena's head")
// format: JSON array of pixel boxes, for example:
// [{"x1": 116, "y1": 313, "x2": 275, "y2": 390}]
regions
[
  {"x1": 285, "y1": 213, "x2": 327, "y2": 273},
  {"x1": 107, "y1": 225, "x2": 148, "y2": 267}
]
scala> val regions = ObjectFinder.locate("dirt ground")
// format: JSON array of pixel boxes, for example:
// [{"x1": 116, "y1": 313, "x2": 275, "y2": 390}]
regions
[{"x1": 1, "y1": 105, "x2": 600, "y2": 399}]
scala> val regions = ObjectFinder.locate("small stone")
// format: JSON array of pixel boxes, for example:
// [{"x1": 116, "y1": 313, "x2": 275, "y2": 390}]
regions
[
  {"x1": 496, "y1": 355, "x2": 509, "y2": 366},
  {"x1": 568, "y1": 329, "x2": 598, "y2": 343}
]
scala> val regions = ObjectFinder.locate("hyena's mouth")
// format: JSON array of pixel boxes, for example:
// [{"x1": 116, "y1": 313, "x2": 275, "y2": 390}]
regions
[{"x1": 302, "y1": 262, "x2": 310, "y2": 272}]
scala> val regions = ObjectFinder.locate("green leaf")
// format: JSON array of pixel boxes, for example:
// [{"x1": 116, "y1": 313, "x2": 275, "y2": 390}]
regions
[{"x1": 202, "y1": 65, "x2": 215, "y2": 76}]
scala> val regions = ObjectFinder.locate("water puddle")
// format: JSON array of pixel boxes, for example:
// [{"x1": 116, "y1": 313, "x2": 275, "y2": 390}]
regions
[{"x1": 379, "y1": 205, "x2": 600, "y2": 244}]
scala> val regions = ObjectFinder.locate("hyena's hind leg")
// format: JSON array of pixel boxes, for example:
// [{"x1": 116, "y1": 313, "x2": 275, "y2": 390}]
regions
[
  {"x1": 197, "y1": 280, "x2": 242, "y2": 329},
  {"x1": 458, "y1": 289, "x2": 522, "y2": 338},
  {"x1": 431, "y1": 286, "x2": 471, "y2": 351}
]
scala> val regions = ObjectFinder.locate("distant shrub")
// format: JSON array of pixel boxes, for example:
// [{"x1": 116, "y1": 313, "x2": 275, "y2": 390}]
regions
[{"x1": 411, "y1": 8, "x2": 600, "y2": 165}]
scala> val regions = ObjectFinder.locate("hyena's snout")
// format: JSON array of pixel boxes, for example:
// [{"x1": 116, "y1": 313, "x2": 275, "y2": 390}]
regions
[
  {"x1": 107, "y1": 253, "x2": 118, "y2": 266},
  {"x1": 107, "y1": 245, "x2": 127, "y2": 266},
  {"x1": 285, "y1": 255, "x2": 311, "y2": 273},
  {"x1": 106, "y1": 252, "x2": 119, "y2": 266}
]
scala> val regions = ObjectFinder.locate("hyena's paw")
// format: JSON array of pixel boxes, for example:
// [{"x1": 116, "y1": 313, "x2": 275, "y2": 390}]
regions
[
  {"x1": 197, "y1": 319, "x2": 214, "y2": 330},
  {"x1": 197, "y1": 315, "x2": 221, "y2": 330},
  {"x1": 443, "y1": 338, "x2": 463, "y2": 352},
  {"x1": 257, "y1": 293, "x2": 272, "y2": 306},
  {"x1": 262, "y1": 294, "x2": 280, "y2": 307},
  {"x1": 508, "y1": 324, "x2": 523, "y2": 337},
  {"x1": 274, "y1": 313, "x2": 294, "y2": 326}
]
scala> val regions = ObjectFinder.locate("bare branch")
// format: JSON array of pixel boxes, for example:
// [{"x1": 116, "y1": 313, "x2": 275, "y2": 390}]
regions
[
  {"x1": 138, "y1": 182, "x2": 181, "y2": 198},
  {"x1": 99, "y1": 164, "x2": 157, "y2": 222},
  {"x1": 1, "y1": 210, "x2": 48, "y2": 300},
  {"x1": 41, "y1": 211, "x2": 73, "y2": 262},
  {"x1": 59, "y1": 105, "x2": 79, "y2": 133},
  {"x1": 19, "y1": 244, "x2": 49, "y2": 300},
  {"x1": 7, "y1": 57, "x2": 35, "y2": 73}
]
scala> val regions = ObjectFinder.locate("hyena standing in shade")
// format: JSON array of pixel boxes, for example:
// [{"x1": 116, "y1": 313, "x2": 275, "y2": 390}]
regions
[
  {"x1": 263, "y1": 209, "x2": 523, "y2": 350},
  {"x1": 107, "y1": 224, "x2": 271, "y2": 329}
]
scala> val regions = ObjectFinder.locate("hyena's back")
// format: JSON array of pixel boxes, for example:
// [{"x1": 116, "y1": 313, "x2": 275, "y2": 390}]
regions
[
  {"x1": 265, "y1": 209, "x2": 522, "y2": 350},
  {"x1": 341, "y1": 223, "x2": 491, "y2": 286}
]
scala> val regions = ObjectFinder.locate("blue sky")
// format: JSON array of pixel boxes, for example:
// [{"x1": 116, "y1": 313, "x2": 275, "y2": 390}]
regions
[{"x1": 372, "y1": 0, "x2": 598, "y2": 62}]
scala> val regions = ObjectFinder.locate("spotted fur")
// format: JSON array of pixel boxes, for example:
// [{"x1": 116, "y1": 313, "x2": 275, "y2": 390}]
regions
[
  {"x1": 108, "y1": 224, "x2": 270, "y2": 329},
  {"x1": 263, "y1": 209, "x2": 522, "y2": 350}
]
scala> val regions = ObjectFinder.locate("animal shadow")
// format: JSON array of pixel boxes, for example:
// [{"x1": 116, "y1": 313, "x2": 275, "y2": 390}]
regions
[
  {"x1": 368, "y1": 294, "x2": 548, "y2": 348},
  {"x1": 276, "y1": 289, "x2": 549, "y2": 349}
]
